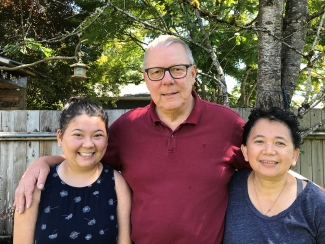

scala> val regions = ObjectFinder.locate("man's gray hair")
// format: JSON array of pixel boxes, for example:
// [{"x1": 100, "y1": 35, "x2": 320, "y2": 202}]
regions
[{"x1": 143, "y1": 35, "x2": 194, "y2": 68}]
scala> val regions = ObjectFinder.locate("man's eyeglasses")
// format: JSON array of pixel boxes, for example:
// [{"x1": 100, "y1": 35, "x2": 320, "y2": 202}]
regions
[{"x1": 144, "y1": 64, "x2": 193, "y2": 81}]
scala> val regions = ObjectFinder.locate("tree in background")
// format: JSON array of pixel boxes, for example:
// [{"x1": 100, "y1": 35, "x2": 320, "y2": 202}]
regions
[{"x1": 1, "y1": 0, "x2": 325, "y2": 135}]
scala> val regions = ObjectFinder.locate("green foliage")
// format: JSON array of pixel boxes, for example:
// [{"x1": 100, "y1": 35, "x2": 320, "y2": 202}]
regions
[
  {"x1": 1, "y1": 0, "x2": 323, "y2": 109},
  {"x1": 4, "y1": 38, "x2": 53, "y2": 57}
]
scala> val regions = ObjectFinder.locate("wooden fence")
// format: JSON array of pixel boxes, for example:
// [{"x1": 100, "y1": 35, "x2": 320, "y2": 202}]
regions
[{"x1": 0, "y1": 108, "x2": 325, "y2": 237}]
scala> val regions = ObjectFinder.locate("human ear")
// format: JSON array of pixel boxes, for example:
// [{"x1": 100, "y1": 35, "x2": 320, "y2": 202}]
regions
[
  {"x1": 291, "y1": 148, "x2": 300, "y2": 167},
  {"x1": 143, "y1": 72, "x2": 151, "y2": 91},
  {"x1": 190, "y1": 65, "x2": 197, "y2": 85},
  {"x1": 241, "y1": 144, "x2": 249, "y2": 162},
  {"x1": 56, "y1": 130, "x2": 63, "y2": 147}
]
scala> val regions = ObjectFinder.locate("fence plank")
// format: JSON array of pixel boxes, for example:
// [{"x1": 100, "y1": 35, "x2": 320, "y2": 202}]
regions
[
  {"x1": 312, "y1": 140, "x2": 324, "y2": 187},
  {"x1": 40, "y1": 141, "x2": 56, "y2": 156},
  {"x1": 310, "y1": 109, "x2": 322, "y2": 132},
  {"x1": 26, "y1": 141, "x2": 40, "y2": 167},
  {"x1": 40, "y1": 111, "x2": 59, "y2": 132},
  {"x1": 0, "y1": 111, "x2": 14, "y2": 132},
  {"x1": 0, "y1": 141, "x2": 14, "y2": 235},
  {"x1": 321, "y1": 110, "x2": 325, "y2": 131},
  {"x1": 299, "y1": 109, "x2": 311, "y2": 132},
  {"x1": 13, "y1": 111, "x2": 27, "y2": 132},
  {"x1": 106, "y1": 109, "x2": 129, "y2": 126},
  {"x1": 27, "y1": 110, "x2": 40, "y2": 132},
  {"x1": 299, "y1": 140, "x2": 313, "y2": 181}
]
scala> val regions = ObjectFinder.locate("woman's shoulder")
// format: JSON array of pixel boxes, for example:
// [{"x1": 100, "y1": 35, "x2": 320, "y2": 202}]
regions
[
  {"x1": 229, "y1": 168, "x2": 251, "y2": 190},
  {"x1": 100, "y1": 164, "x2": 115, "y2": 178},
  {"x1": 232, "y1": 168, "x2": 252, "y2": 180},
  {"x1": 45, "y1": 165, "x2": 60, "y2": 182},
  {"x1": 300, "y1": 181, "x2": 325, "y2": 213},
  {"x1": 305, "y1": 181, "x2": 325, "y2": 200}
]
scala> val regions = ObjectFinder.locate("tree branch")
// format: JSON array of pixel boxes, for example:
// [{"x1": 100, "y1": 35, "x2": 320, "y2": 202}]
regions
[
  {"x1": 37, "y1": 2, "x2": 110, "y2": 44},
  {"x1": 0, "y1": 39, "x2": 88, "y2": 71},
  {"x1": 193, "y1": 8, "x2": 229, "y2": 106},
  {"x1": 298, "y1": 84, "x2": 325, "y2": 118},
  {"x1": 246, "y1": 81, "x2": 257, "y2": 107},
  {"x1": 240, "y1": 67, "x2": 253, "y2": 106},
  {"x1": 301, "y1": 118, "x2": 325, "y2": 139},
  {"x1": 302, "y1": 10, "x2": 325, "y2": 105},
  {"x1": 0, "y1": 56, "x2": 77, "y2": 71},
  {"x1": 307, "y1": 5, "x2": 325, "y2": 22},
  {"x1": 106, "y1": 1, "x2": 211, "y2": 53}
]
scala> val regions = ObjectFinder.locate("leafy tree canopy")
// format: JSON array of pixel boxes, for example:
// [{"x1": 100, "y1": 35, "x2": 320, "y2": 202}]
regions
[{"x1": 0, "y1": 0, "x2": 324, "y2": 117}]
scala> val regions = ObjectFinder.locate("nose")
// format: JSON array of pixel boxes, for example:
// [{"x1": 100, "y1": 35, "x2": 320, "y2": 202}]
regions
[
  {"x1": 262, "y1": 143, "x2": 276, "y2": 154},
  {"x1": 82, "y1": 137, "x2": 94, "y2": 148},
  {"x1": 161, "y1": 70, "x2": 174, "y2": 85}
]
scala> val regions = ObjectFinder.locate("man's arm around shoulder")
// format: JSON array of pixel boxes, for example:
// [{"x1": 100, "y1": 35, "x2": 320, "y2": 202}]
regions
[{"x1": 14, "y1": 155, "x2": 65, "y2": 213}]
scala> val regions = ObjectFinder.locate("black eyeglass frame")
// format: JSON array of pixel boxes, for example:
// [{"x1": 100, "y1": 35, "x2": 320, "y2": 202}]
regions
[{"x1": 144, "y1": 64, "x2": 194, "y2": 81}]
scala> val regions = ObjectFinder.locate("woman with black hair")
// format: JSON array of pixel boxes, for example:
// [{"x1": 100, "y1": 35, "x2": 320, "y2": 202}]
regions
[
  {"x1": 224, "y1": 107, "x2": 325, "y2": 243},
  {"x1": 14, "y1": 97, "x2": 131, "y2": 244}
]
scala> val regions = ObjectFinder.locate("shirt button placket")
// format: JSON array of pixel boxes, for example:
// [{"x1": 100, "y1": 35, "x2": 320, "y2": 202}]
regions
[{"x1": 167, "y1": 133, "x2": 176, "y2": 153}]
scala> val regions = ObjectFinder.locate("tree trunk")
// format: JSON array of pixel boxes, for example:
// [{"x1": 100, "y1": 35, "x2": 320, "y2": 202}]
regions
[
  {"x1": 255, "y1": 0, "x2": 284, "y2": 109},
  {"x1": 281, "y1": 0, "x2": 308, "y2": 108}
]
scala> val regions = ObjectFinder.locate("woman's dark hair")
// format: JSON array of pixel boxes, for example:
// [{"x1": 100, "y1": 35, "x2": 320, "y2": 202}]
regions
[
  {"x1": 59, "y1": 97, "x2": 108, "y2": 135},
  {"x1": 242, "y1": 107, "x2": 302, "y2": 149}
]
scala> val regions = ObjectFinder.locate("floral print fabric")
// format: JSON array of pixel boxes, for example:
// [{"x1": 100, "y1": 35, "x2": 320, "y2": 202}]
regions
[{"x1": 34, "y1": 164, "x2": 118, "y2": 243}]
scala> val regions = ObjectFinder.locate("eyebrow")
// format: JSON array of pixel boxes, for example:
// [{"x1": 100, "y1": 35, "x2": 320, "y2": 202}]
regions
[
  {"x1": 72, "y1": 128, "x2": 105, "y2": 132},
  {"x1": 252, "y1": 135, "x2": 287, "y2": 141}
]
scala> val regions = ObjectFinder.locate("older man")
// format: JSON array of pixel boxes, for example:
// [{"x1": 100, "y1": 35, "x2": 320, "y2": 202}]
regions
[{"x1": 15, "y1": 35, "x2": 249, "y2": 243}]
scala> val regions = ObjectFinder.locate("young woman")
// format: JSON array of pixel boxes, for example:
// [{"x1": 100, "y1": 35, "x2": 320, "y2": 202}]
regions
[
  {"x1": 224, "y1": 107, "x2": 325, "y2": 243},
  {"x1": 14, "y1": 97, "x2": 131, "y2": 244}
]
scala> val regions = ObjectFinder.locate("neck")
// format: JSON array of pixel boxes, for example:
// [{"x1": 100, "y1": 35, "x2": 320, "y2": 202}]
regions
[
  {"x1": 251, "y1": 171, "x2": 288, "y2": 195},
  {"x1": 249, "y1": 171, "x2": 289, "y2": 216},
  {"x1": 57, "y1": 161, "x2": 102, "y2": 187},
  {"x1": 156, "y1": 96, "x2": 195, "y2": 131}
]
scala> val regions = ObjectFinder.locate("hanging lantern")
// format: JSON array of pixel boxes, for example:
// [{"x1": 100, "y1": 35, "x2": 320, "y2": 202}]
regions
[{"x1": 70, "y1": 60, "x2": 89, "y2": 80}]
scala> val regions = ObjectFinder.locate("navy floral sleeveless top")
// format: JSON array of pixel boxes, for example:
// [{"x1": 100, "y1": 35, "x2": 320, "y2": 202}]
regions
[{"x1": 34, "y1": 164, "x2": 118, "y2": 243}]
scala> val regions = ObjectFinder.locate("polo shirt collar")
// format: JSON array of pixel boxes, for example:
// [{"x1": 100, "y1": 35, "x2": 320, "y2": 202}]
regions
[{"x1": 149, "y1": 90, "x2": 202, "y2": 125}]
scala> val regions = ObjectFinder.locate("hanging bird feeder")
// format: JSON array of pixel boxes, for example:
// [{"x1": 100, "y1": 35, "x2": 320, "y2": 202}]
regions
[{"x1": 70, "y1": 59, "x2": 89, "y2": 80}]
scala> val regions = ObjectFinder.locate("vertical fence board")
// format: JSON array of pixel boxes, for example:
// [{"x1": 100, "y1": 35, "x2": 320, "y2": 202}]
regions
[
  {"x1": 13, "y1": 141, "x2": 27, "y2": 188},
  {"x1": 242, "y1": 108, "x2": 251, "y2": 121},
  {"x1": 53, "y1": 142, "x2": 62, "y2": 155},
  {"x1": 0, "y1": 142, "x2": 6, "y2": 235},
  {"x1": 40, "y1": 111, "x2": 59, "y2": 132},
  {"x1": 27, "y1": 110, "x2": 40, "y2": 132},
  {"x1": 26, "y1": 141, "x2": 40, "y2": 168},
  {"x1": 13, "y1": 111, "x2": 27, "y2": 132},
  {"x1": 310, "y1": 110, "x2": 322, "y2": 134},
  {"x1": 0, "y1": 141, "x2": 14, "y2": 235},
  {"x1": 299, "y1": 140, "x2": 313, "y2": 180},
  {"x1": 106, "y1": 109, "x2": 129, "y2": 126},
  {"x1": 323, "y1": 141, "x2": 325, "y2": 188},
  {"x1": 40, "y1": 141, "x2": 55, "y2": 156},
  {"x1": 311, "y1": 140, "x2": 324, "y2": 187},
  {"x1": 299, "y1": 109, "x2": 311, "y2": 131},
  {"x1": 321, "y1": 110, "x2": 325, "y2": 131},
  {"x1": 0, "y1": 111, "x2": 14, "y2": 132}
]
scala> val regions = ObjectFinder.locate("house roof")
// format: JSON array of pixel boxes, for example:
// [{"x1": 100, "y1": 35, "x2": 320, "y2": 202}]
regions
[{"x1": 0, "y1": 56, "x2": 38, "y2": 76}]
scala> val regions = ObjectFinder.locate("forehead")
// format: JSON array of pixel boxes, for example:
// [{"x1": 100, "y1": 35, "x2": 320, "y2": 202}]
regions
[
  {"x1": 67, "y1": 114, "x2": 105, "y2": 127},
  {"x1": 249, "y1": 119, "x2": 291, "y2": 138},
  {"x1": 145, "y1": 43, "x2": 190, "y2": 67}
]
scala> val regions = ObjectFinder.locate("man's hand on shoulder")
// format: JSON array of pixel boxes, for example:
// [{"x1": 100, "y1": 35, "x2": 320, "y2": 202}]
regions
[{"x1": 14, "y1": 155, "x2": 65, "y2": 213}]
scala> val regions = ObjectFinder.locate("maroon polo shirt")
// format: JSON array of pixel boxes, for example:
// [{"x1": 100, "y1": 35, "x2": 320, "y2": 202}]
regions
[{"x1": 103, "y1": 90, "x2": 248, "y2": 244}]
